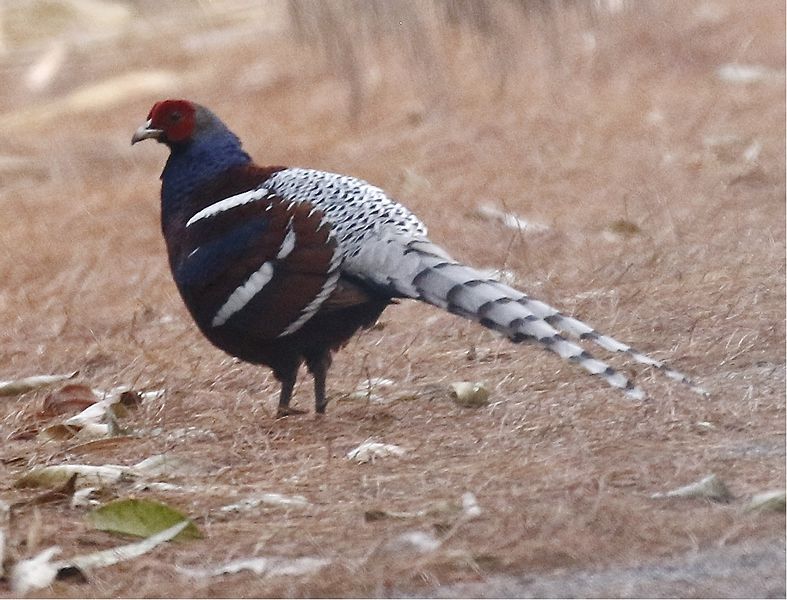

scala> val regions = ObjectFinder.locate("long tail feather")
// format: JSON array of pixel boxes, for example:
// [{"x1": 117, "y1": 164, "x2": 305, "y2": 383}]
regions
[{"x1": 382, "y1": 241, "x2": 706, "y2": 399}]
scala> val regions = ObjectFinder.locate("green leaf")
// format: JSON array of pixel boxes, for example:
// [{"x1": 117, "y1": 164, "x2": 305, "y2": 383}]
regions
[{"x1": 86, "y1": 498, "x2": 201, "y2": 541}]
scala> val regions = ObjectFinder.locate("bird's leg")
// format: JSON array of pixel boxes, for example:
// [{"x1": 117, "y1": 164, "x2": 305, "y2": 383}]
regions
[
  {"x1": 275, "y1": 365, "x2": 305, "y2": 418},
  {"x1": 305, "y1": 351, "x2": 333, "y2": 414}
]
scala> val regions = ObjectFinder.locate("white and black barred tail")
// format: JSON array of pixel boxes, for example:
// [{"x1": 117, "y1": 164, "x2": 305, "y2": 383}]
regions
[{"x1": 373, "y1": 240, "x2": 707, "y2": 400}]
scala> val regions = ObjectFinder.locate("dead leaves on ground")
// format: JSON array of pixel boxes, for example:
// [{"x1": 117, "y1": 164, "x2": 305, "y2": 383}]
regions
[
  {"x1": 1, "y1": 373, "x2": 783, "y2": 595},
  {"x1": 39, "y1": 384, "x2": 100, "y2": 417},
  {"x1": 9, "y1": 522, "x2": 189, "y2": 595},
  {"x1": 8, "y1": 379, "x2": 161, "y2": 443}
]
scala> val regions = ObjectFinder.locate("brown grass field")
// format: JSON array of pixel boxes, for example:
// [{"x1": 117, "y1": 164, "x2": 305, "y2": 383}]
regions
[{"x1": 0, "y1": 0, "x2": 784, "y2": 597}]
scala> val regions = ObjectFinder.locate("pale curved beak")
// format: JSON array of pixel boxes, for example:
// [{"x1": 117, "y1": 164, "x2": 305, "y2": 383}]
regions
[{"x1": 131, "y1": 119, "x2": 164, "y2": 145}]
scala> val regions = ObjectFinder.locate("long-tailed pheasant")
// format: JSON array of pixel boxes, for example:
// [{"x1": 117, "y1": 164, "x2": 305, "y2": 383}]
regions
[{"x1": 132, "y1": 99, "x2": 706, "y2": 416}]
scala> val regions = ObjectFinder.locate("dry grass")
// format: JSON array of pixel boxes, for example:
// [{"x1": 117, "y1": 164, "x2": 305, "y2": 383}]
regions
[{"x1": 0, "y1": 0, "x2": 784, "y2": 597}]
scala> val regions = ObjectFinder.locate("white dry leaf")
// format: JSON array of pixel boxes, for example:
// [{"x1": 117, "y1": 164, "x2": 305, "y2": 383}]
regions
[
  {"x1": 59, "y1": 387, "x2": 161, "y2": 437},
  {"x1": 96, "y1": 386, "x2": 162, "y2": 405},
  {"x1": 10, "y1": 546, "x2": 61, "y2": 595},
  {"x1": 26, "y1": 42, "x2": 67, "y2": 92},
  {"x1": 716, "y1": 63, "x2": 776, "y2": 84},
  {"x1": 70, "y1": 487, "x2": 99, "y2": 508},
  {"x1": 745, "y1": 490, "x2": 786, "y2": 513},
  {"x1": 59, "y1": 521, "x2": 188, "y2": 573},
  {"x1": 74, "y1": 422, "x2": 111, "y2": 440},
  {"x1": 359, "y1": 377, "x2": 395, "y2": 389},
  {"x1": 180, "y1": 555, "x2": 329, "y2": 579},
  {"x1": 131, "y1": 481, "x2": 191, "y2": 494},
  {"x1": 743, "y1": 140, "x2": 763, "y2": 163},
  {"x1": 163, "y1": 427, "x2": 218, "y2": 443},
  {"x1": 10, "y1": 522, "x2": 188, "y2": 593},
  {"x1": 651, "y1": 474, "x2": 732, "y2": 502},
  {"x1": 347, "y1": 440, "x2": 406, "y2": 463},
  {"x1": 133, "y1": 454, "x2": 189, "y2": 478},
  {"x1": 449, "y1": 381, "x2": 490, "y2": 407},
  {"x1": 219, "y1": 493, "x2": 310, "y2": 513},
  {"x1": 347, "y1": 378, "x2": 396, "y2": 404},
  {"x1": 476, "y1": 204, "x2": 550, "y2": 233},
  {"x1": 387, "y1": 531, "x2": 441, "y2": 554},
  {"x1": 461, "y1": 492, "x2": 482, "y2": 519},
  {"x1": 346, "y1": 390, "x2": 385, "y2": 403},
  {"x1": 0, "y1": 371, "x2": 77, "y2": 396},
  {"x1": 63, "y1": 394, "x2": 118, "y2": 428},
  {"x1": 265, "y1": 556, "x2": 330, "y2": 577},
  {"x1": 15, "y1": 464, "x2": 134, "y2": 489},
  {"x1": 139, "y1": 389, "x2": 166, "y2": 402}
]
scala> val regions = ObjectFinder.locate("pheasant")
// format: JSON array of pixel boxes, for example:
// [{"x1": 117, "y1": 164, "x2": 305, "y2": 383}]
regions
[{"x1": 132, "y1": 99, "x2": 706, "y2": 416}]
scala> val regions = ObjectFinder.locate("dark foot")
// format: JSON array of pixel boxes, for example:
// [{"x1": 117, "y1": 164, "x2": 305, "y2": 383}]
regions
[{"x1": 276, "y1": 405, "x2": 308, "y2": 418}]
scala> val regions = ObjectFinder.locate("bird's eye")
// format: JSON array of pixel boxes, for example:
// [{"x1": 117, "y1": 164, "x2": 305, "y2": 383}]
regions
[{"x1": 170, "y1": 111, "x2": 182, "y2": 122}]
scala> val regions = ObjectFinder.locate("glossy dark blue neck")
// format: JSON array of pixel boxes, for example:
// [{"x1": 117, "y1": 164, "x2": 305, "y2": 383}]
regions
[{"x1": 161, "y1": 125, "x2": 251, "y2": 220}]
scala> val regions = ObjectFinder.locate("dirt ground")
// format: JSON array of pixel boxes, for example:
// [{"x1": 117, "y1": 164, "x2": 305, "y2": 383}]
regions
[{"x1": 0, "y1": 0, "x2": 784, "y2": 597}]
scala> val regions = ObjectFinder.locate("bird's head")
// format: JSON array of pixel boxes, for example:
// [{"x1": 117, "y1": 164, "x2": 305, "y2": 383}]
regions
[
  {"x1": 132, "y1": 99, "x2": 251, "y2": 207},
  {"x1": 132, "y1": 99, "x2": 200, "y2": 146}
]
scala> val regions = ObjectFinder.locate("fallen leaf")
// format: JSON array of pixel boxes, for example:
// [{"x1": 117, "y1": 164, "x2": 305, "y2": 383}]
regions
[
  {"x1": 0, "y1": 372, "x2": 77, "y2": 396},
  {"x1": 39, "y1": 384, "x2": 98, "y2": 417},
  {"x1": 716, "y1": 63, "x2": 777, "y2": 84},
  {"x1": 86, "y1": 498, "x2": 201, "y2": 540},
  {"x1": 476, "y1": 204, "x2": 550, "y2": 233},
  {"x1": 36, "y1": 386, "x2": 151, "y2": 442},
  {"x1": 364, "y1": 498, "x2": 462, "y2": 522},
  {"x1": 64, "y1": 397, "x2": 117, "y2": 427},
  {"x1": 461, "y1": 491, "x2": 482, "y2": 518},
  {"x1": 71, "y1": 487, "x2": 99, "y2": 509},
  {"x1": 607, "y1": 219, "x2": 642, "y2": 237},
  {"x1": 59, "y1": 520, "x2": 188, "y2": 572},
  {"x1": 449, "y1": 381, "x2": 490, "y2": 407},
  {"x1": 10, "y1": 521, "x2": 189, "y2": 593},
  {"x1": 11, "y1": 473, "x2": 78, "y2": 510},
  {"x1": 10, "y1": 546, "x2": 61, "y2": 594},
  {"x1": 347, "y1": 440, "x2": 406, "y2": 463},
  {"x1": 364, "y1": 508, "x2": 425, "y2": 522},
  {"x1": 219, "y1": 493, "x2": 310, "y2": 513},
  {"x1": 745, "y1": 490, "x2": 786, "y2": 513},
  {"x1": 10, "y1": 426, "x2": 42, "y2": 440},
  {"x1": 385, "y1": 530, "x2": 441, "y2": 554},
  {"x1": 26, "y1": 42, "x2": 67, "y2": 92},
  {"x1": 37, "y1": 423, "x2": 81, "y2": 442},
  {"x1": 179, "y1": 555, "x2": 329, "y2": 578},
  {"x1": 651, "y1": 474, "x2": 732, "y2": 502},
  {"x1": 15, "y1": 464, "x2": 134, "y2": 489},
  {"x1": 65, "y1": 436, "x2": 137, "y2": 455},
  {"x1": 133, "y1": 454, "x2": 190, "y2": 478}
]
